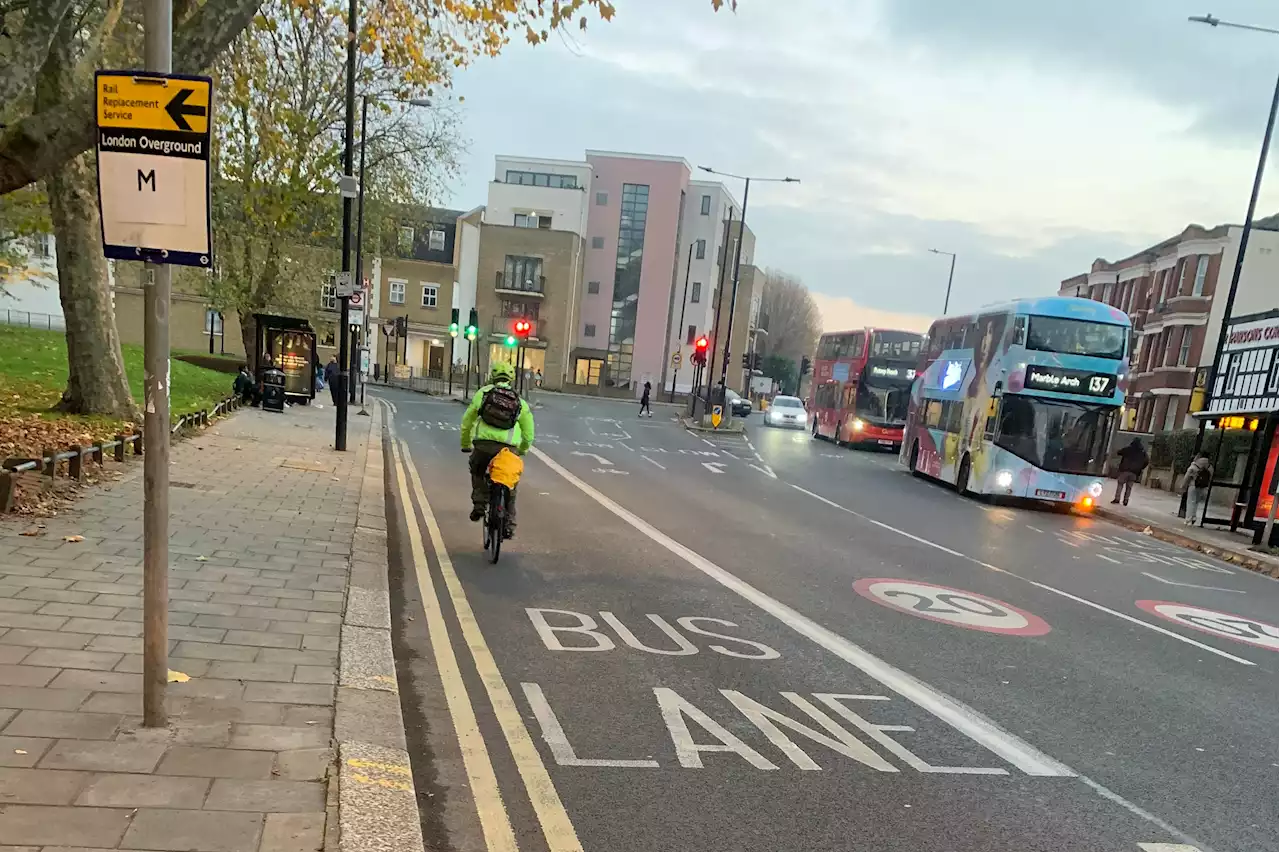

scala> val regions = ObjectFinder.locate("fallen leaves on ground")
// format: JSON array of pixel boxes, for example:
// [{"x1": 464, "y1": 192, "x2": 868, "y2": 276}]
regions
[
  {"x1": 167, "y1": 670, "x2": 191, "y2": 683},
  {"x1": 19, "y1": 527, "x2": 42, "y2": 536},
  {"x1": 62, "y1": 534, "x2": 84, "y2": 542}
]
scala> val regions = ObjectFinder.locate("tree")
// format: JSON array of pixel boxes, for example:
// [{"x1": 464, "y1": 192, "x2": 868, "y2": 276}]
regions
[{"x1": 757, "y1": 268, "x2": 822, "y2": 374}]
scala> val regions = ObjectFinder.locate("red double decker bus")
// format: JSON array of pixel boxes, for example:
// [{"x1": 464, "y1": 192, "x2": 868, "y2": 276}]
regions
[{"x1": 808, "y1": 328, "x2": 926, "y2": 450}]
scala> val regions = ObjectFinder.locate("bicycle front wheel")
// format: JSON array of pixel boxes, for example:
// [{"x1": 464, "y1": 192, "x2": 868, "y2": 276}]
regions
[{"x1": 486, "y1": 485, "x2": 505, "y2": 564}]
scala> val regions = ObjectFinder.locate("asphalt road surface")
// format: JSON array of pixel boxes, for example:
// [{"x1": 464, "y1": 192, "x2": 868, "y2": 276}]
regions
[{"x1": 375, "y1": 386, "x2": 1277, "y2": 852}]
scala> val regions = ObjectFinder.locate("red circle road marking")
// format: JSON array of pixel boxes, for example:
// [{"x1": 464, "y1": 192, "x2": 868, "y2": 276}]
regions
[
  {"x1": 1135, "y1": 600, "x2": 1279, "y2": 651},
  {"x1": 853, "y1": 578, "x2": 1051, "y2": 636}
]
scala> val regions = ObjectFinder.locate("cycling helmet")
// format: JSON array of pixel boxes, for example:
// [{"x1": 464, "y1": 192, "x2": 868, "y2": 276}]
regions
[{"x1": 490, "y1": 362, "x2": 516, "y2": 383}]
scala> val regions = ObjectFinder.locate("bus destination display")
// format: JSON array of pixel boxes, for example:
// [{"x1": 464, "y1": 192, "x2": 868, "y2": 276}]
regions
[{"x1": 1024, "y1": 366, "x2": 1115, "y2": 396}]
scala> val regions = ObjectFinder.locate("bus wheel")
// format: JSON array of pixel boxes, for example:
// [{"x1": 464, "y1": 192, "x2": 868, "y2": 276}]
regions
[{"x1": 955, "y1": 454, "x2": 971, "y2": 495}]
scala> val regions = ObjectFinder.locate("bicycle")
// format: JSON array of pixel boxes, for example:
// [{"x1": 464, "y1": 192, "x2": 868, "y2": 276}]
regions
[{"x1": 464, "y1": 446, "x2": 522, "y2": 564}]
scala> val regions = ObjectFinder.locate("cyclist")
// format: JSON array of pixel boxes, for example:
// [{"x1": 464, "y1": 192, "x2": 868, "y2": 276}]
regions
[{"x1": 460, "y1": 361, "x2": 535, "y2": 537}]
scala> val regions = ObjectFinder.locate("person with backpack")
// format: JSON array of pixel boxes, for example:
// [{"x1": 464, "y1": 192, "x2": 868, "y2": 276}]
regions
[
  {"x1": 1182, "y1": 453, "x2": 1214, "y2": 526},
  {"x1": 461, "y1": 361, "x2": 535, "y2": 537},
  {"x1": 1110, "y1": 437, "x2": 1148, "y2": 506}
]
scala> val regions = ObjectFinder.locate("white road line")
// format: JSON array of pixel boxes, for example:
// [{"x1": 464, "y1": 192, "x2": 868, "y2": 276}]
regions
[
  {"x1": 529, "y1": 447, "x2": 1073, "y2": 777},
  {"x1": 1026, "y1": 525, "x2": 1043, "y2": 533},
  {"x1": 1097, "y1": 554, "x2": 1122, "y2": 564},
  {"x1": 750, "y1": 463, "x2": 777, "y2": 479},
  {"x1": 641, "y1": 455, "x2": 666, "y2": 470},
  {"x1": 786, "y1": 484, "x2": 1256, "y2": 668},
  {"x1": 701, "y1": 437, "x2": 716, "y2": 447},
  {"x1": 1137, "y1": 843, "x2": 1204, "y2": 851},
  {"x1": 702, "y1": 462, "x2": 726, "y2": 474},
  {"x1": 1140, "y1": 572, "x2": 1246, "y2": 594}
]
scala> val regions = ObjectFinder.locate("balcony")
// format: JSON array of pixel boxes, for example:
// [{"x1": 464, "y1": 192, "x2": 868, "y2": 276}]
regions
[
  {"x1": 490, "y1": 315, "x2": 546, "y2": 341},
  {"x1": 495, "y1": 271, "x2": 545, "y2": 297}
]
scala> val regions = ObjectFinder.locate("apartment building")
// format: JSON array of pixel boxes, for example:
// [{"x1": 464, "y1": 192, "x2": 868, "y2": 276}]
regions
[{"x1": 1058, "y1": 215, "x2": 1279, "y2": 432}]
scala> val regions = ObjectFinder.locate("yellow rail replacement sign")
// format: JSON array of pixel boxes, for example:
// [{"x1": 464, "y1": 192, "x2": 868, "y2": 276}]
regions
[{"x1": 95, "y1": 71, "x2": 213, "y2": 268}]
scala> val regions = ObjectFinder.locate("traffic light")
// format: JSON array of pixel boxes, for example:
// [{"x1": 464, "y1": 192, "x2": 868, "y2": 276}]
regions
[
  {"x1": 693, "y1": 335, "x2": 709, "y2": 366},
  {"x1": 741, "y1": 353, "x2": 750, "y2": 369},
  {"x1": 394, "y1": 316, "x2": 407, "y2": 336},
  {"x1": 513, "y1": 318, "x2": 532, "y2": 339},
  {"x1": 449, "y1": 308, "x2": 459, "y2": 338},
  {"x1": 504, "y1": 334, "x2": 517, "y2": 347},
  {"x1": 800, "y1": 355, "x2": 811, "y2": 376},
  {"x1": 465, "y1": 308, "x2": 478, "y2": 341}
]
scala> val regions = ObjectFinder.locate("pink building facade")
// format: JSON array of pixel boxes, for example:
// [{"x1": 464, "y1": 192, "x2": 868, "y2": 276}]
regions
[{"x1": 576, "y1": 151, "x2": 692, "y2": 391}]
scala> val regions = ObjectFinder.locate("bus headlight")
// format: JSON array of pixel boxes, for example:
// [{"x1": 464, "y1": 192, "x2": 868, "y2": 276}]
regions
[
  {"x1": 1087, "y1": 481, "x2": 1103, "y2": 498},
  {"x1": 852, "y1": 418, "x2": 865, "y2": 432},
  {"x1": 995, "y1": 470, "x2": 1013, "y2": 489}
]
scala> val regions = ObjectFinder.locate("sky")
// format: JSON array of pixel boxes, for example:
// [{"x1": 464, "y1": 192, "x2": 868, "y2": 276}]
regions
[{"x1": 439, "y1": 0, "x2": 1279, "y2": 332}]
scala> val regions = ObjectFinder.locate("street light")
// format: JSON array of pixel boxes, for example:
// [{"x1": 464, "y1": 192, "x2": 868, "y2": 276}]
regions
[
  {"x1": 1185, "y1": 12, "x2": 1277, "y2": 527},
  {"x1": 928, "y1": 249, "x2": 957, "y2": 314},
  {"x1": 352, "y1": 95, "x2": 431, "y2": 403},
  {"x1": 697, "y1": 166, "x2": 799, "y2": 405}
]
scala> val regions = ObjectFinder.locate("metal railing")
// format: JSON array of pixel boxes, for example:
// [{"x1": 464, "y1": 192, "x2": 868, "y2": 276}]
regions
[
  {"x1": 494, "y1": 272, "x2": 545, "y2": 294},
  {"x1": 1, "y1": 309, "x2": 66, "y2": 331}
]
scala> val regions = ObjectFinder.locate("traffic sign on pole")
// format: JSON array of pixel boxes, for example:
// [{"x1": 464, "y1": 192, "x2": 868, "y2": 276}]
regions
[
  {"x1": 95, "y1": 70, "x2": 212, "y2": 268},
  {"x1": 672, "y1": 351, "x2": 682, "y2": 366}
]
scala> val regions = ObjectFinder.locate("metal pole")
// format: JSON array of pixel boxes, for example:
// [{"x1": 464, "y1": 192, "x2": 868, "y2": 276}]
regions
[
  {"x1": 447, "y1": 339, "x2": 455, "y2": 397},
  {"x1": 141, "y1": 0, "x2": 171, "y2": 729},
  {"x1": 719, "y1": 177, "x2": 751, "y2": 393},
  {"x1": 465, "y1": 339, "x2": 473, "y2": 398},
  {"x1": 671, "y1": 242, "x2": 694, "y2": 402},
  {"x1": 334, "y1": 0, "x2": 357, "y2": 451},
  {"x1": 705, "y1": 208, "x2": 736, "y2": 407},
  {"x1": 351, "y1": 96, "x2": 368, "y2": 405},
  {"x1": 943, "y1": 253, "x2": 956, "y2": 314}
]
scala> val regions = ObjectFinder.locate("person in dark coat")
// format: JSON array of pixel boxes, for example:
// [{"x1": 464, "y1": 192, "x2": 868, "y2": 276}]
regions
[
  {"x1": 639, "y1": 380, "x2": 653, "y2": 418},
  {"x1": 1111, "y1": 437, "x2": 1148, "y2": 506},
  {"x1": 323, "y1": 356, "x2": 341, "y2": 406}
]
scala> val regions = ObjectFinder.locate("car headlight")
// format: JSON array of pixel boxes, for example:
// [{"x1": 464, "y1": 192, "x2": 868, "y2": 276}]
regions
[
  {"x1": 852, "y1": 418, "x2": 865, "y2": 432},
  {"x1": 995, "y1": 470, "x2": 1013, "y2": 488},
  {"x1": 1087, "y1": 481, "x2": 1103, "y2": 498}
]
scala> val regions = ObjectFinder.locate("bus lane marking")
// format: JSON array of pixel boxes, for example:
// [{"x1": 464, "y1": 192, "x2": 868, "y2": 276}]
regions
[
  {"x1": 853, "y1": 579, "x2": 1052, "y2": 636},
  {"x1": 398, "y1": 441, "x2": 584, "y2": 852},
  {"x1": 785, "y1": 483, "x2": 1255, "y2": 668},
  {"x1": 1135, "y1": 601, "x2": 1278, "y2": 651},
  {"x1": 641, "y1": 455, "x2": 666, "y2": 469},
  {"x1": 529, "y1": 446, "x2": 1074, "y2": 777}
]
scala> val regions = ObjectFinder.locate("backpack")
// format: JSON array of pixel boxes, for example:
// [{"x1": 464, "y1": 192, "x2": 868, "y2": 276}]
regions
[
  {"x1": 1193, "y1": 464, "x2": 1212, "y2": 488},
  {"x1": 479, "y1": 384, "x2": 522, "y2": 430}
]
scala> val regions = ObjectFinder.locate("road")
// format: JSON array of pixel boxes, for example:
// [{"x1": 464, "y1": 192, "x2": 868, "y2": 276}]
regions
[{"x1": 374, "y1": 386, "x2": 1278, "y2": 852}]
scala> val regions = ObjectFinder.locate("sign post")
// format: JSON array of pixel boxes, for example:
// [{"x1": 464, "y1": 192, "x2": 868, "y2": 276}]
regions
[{"x1": 96, "y1": 0, "x2": 213, "y2": 729}]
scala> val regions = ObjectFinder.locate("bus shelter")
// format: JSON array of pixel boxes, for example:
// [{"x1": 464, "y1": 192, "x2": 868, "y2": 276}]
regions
[
  {"x1": 1191, "y1": 310, "x2": 1278, "y2": 545},
  {"x1": 254, "y1": 314, "x2": 317, "y2": 404}
]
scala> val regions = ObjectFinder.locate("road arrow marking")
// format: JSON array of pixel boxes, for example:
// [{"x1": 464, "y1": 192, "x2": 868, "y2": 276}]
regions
[
  {"x1": 702, "y1": 462, "x2": 725, "y2": 474},
  {"x1": 1139, "y1": 572, "x2": 1244, "y2": 594},
  {"x1": 165, "y1": 87, "x2": 208, "y2": 131},
  {"x1": 750, "y1": 463, "x2": 777, "y2": 479},
  {"x1": 571, "y1": 451, "x2": 611, "y2": 466}
]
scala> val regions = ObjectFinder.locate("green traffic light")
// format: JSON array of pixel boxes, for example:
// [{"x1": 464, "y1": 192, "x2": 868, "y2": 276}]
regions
[{"x1": 504, "y1": 335, "x2": 517, "y2": 347}]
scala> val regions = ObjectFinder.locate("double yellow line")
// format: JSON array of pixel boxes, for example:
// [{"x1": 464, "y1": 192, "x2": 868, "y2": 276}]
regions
[{"x1": 388, "y1": 433, "x2": 583, "y2": 852}]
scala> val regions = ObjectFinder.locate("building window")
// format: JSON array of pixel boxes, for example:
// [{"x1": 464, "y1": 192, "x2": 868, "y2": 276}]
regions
[
  {"x1": 389, "y1": 279, "x2": 406, "y2": 305},
  {"x1": 514, "y1": 213, "x2": 536, "y2": 228},
  {"x1": 607, "y1": 183, "x2": 649, "y2": 388},
  {"x1": 500, "y1": 299, "x2": 538, "y2": 320},
  {"x1": 1172, "y1": 258, "x2": 1185, "y2": 297},
  {"x1": 587, "y1": 280, "x2": 600, "y2": 294},
  {"x1": 1163, "y1": 399, "x2": 1181, "y2": 432},
  {"x1": 505, "y1": 170, "x2": 578, "y2": 189},
  {"x1": 591, "y1": 236, "x2": 605, "y2": 249},
  {"x1": 321, "y1": 277, "x2": 337, "y2": 310},
  {"x1": 421, "y1": 284, "x2": 438, "y2": 308},
  {"x1": 691, "y1": 281, "x2": 701, "y2": 303},
  {"x1": 320, "y1": 325, "x2": 336, "y2": 347},
  {"x1": 700, "y1": 195, "x2": 711, "y2": 215},
  {"x1": 575, "y1": 358, "x2": 603, "y2": 386},
  {"x1": 502, "y1": 256, "x2": 543, "y2": 291},
  {"x1": 428, "y1": 229, "x2": 446, "y2": 252},
  {"x1": 30, "y1": 233, "x2": 52, "y2": 258},
  {"x1": 398, "y1": 227, "x2": 414, "y2": 253},
  {"x1": 1177, "y1": 327, "x2": 1193, "y2": 366},
  {"x1": 695, "y1": 239, "x2": 706, "y2": 260},
  {"x1": 204, "y1": 309, "x2": 223, "y2": 336},
  {"x1": 584, "y1": 323, "x2": 596, "y2": 337},
  {"x1": 596, "y1": 191, "x2": 608, "y2": 206},
  {"x1": 686, "y1": 324, "x2": 697, "y2": 344},
  {"x1": 1192, "y1": 255, "x2": 1209, "y2": 296}
]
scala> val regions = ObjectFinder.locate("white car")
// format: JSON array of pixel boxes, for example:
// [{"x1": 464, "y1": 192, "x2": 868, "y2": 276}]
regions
[{"x1": 764, "y1": 395, "x2": 807, "y2": 428}]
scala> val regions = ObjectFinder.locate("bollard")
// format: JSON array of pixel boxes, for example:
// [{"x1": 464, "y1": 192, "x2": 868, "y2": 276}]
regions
[
  {"x1": 134, "y1": 433, "x2": 144, "y2": 456},
  {"x1": 43, "y1": 447, "x2": 56, "y2": 480},
  {"x1": 92, "y1": 442, "x2": 105, "y2": 466},
  {"x1": 69, "y1": 446, "x2": 85, "y2": 482},
  {"x1": 0, "y1": 471, "x2": 14, "y2": 513},
  {"x1": 114, "y1": 435, "x2": 127, "y2": 463}
]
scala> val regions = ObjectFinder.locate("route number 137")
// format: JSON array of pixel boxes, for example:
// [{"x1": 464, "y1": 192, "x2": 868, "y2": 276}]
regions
[{"x1": 1088, "y1": 376, "x2": 1110, "y2": 393}]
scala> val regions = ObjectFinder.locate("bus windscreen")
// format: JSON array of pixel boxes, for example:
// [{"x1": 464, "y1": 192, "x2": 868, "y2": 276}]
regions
[
  {"x1": 1025, "y1": 316, "x2": 1127, "y2": 360},
  {"x1": 995, "y1": 395, "x2": 1117, "y2": 476}
]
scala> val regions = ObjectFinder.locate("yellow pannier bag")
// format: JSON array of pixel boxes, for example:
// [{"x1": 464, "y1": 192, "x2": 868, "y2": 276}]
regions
[{"x1": 488, "y1": 447, "x2": 524, "y2": 488}]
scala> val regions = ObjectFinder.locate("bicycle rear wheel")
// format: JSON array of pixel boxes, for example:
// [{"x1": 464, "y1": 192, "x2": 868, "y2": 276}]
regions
[{"x1": 486, "y1": 484, "x2": 505, "y2": 564}]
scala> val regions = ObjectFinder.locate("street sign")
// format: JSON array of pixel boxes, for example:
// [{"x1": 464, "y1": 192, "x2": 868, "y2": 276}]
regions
[
  {"x1": 710, "y1": 404, "x2": 723, "y2": 428},
  {"x1": 672, "y1": 351, "x2": 682, "y2": 366},
  {"x1": 335, "y1": 271, "x2": 356, "y2": 297},
  {"x1": 349, "y1": 308, "x2": 364, "y2": 327},
  {"x1": 348, "y1": 290, "x2": 363, "y2": 307},
  {"x1": 359, "y1": 348, "x2": 371, "y2": 375},
  {"x1": 95, "y1": 71, "x2": 213, "y2": 267}
]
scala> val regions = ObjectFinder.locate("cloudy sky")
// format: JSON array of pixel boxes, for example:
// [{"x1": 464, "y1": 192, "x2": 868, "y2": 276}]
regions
[{"x1": 440, "y1": 0, "x2": 1279, "y2": 332}]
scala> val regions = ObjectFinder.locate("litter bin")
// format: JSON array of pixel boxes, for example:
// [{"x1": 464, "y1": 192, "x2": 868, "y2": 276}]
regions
[{"x1": 261, "y1": 367, "x2": 286, "y2": 413}]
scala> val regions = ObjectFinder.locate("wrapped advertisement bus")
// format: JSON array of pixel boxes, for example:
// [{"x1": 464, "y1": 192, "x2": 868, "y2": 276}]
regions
[{"x1": 901, "y1": 297, "x2": 1131, "y2": 509}]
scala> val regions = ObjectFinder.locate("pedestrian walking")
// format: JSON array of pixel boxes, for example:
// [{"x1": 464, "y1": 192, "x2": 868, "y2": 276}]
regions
[
  {"x1": 1181, "y1": 453, "x2": 1214, "y2": 526},
  {"x1": 1111, "y1": 437, "x2": 1148, "y2": 506},
  {"x1": 324, "y1": 355, "x2": 341, "y2": 407},
  {"x1": 639, "y1": 380, "x2": 653, "y2": 418}
]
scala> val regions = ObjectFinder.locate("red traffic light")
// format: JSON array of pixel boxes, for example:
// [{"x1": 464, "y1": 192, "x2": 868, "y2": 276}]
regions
[
  {"x1": 694, "y1": 335, "x2": 709, "y2": 351},
  {"x1": 513, "y1": 319, "x2": 532, "y2": 337}
]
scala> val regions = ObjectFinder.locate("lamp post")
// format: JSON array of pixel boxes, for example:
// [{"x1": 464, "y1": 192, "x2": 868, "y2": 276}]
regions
[
  {"x1": 928, "y1": 249, "x2": 957, "y2": 314},
  {"x1": 697, "y1": 167, "x2": 799, "y2": 404},
  {"x1": 1185, "y1": 12, "x2": 1277, "y2": 522},
  {"x1": 353, "y1": 95, "x2": 431, "y2": 404}
]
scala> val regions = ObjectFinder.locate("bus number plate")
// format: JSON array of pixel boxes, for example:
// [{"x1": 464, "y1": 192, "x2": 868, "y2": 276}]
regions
[{"x1": 1035, "y1": 488, "x2": 1066, "y2": 499}]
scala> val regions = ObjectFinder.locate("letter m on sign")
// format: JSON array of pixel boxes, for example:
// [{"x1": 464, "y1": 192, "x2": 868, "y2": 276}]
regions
[{"x1": 138, "y1": 169, "x2": 156, "y2": 191}]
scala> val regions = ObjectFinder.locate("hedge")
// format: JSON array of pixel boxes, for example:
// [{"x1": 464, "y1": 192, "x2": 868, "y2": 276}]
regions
[{"x1": 1148, "y1": 427, "x2": 1257, "y2": 480}]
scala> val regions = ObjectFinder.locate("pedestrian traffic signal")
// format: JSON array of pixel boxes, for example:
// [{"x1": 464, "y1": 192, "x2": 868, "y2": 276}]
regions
[
  {"x1": 800, "y1": 355, "x2": 811, "y2": 376},
  {"x1": 741, "y1": 353, "x2": 750, "y2": 368},
  {"x1": 513, "y1": 318, "x2": 532, "y2": 339},
  {"x1": 465, "y1": 308, "x2": 478, "y2": 341},
  {"x1": 449, "y1": 308, "x2": 460, "y2": 338},
  {"x1": 504, "y1": 334, "x2": 517, "y2": 347}
]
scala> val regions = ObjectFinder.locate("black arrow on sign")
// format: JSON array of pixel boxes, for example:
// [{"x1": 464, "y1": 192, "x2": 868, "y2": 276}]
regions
[{"x1": 165, "y1": 88, "x2": 206, "y2": 131}]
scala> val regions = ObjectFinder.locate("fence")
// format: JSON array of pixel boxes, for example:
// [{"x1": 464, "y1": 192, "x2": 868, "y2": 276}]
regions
[
  {"x1": 1, "y1": 309, "x2": 66, "y2": 331},
  {"x1": 0, "y1": 395, "x2": 244, "y2": 512}
]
